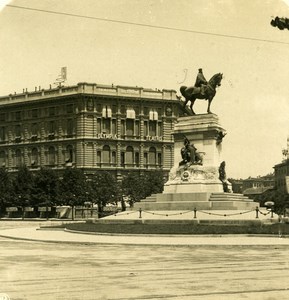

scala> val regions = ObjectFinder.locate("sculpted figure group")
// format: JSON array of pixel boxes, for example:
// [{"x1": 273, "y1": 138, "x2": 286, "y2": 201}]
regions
[{"x1": 179, "y1": 137, "x2": 203, "y2": 167}]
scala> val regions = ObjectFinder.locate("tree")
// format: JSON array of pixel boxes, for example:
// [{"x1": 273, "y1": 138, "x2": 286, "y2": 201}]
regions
[
  {"x1": 12, "y1": 165, "x2": 34, "y2": 219},
  {"x1": 32, "y1": 168, "x2": 60, "y2": 218},
  {"x1": 257, "y1": 188, "x2": 289, "y2": 215},
  {"x1": 0, "y1": 168, "x2": 13, "y2": 216},
  {"x1": 89, "y1": 171, "x2": 118, "y2": 212},
  {"x1": 121, "y1": 172, "x2": 147, "y2": 206},
  {"x1": 143, "y1": 171, "x2": 165, "y2": 197},
  {"x1": 60, "y1": 168, "x2": 88, "y2": 205}
]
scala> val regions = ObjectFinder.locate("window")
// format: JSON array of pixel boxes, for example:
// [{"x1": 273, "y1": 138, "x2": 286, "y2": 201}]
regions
[
  {"x1": 111, "y1": 151, "x2": 116, "y2": 165},
  {"x1": 135, "y1": 121, "x2": 140, "y2": 136},
  {"x1": 149, "y1": 121, "x2": 157, "y2": 136},
  {"x1": 97, "y1": 119, "x2": 101, "y2": 133},
  {"x1": 67, "y1": 119, "x2": 74, "y2": 136},
  {"x1": 102, "y1": 119, "x2": 111, "y2": 134},
  {"x1": 126, "y1": 108, "x2": 135, "y2": 119},
  {"x1": 32, "y1": 109, "x2": 38, "y2": 118},
  {"x1": 144, "y1": 121, "x2": 148, "y2": 136},
  {"x1": 102, "y1": 106, "x2": 112, "y2": 118},
  {"x1": 48, "y1": 147, "x2": 56, "y2": 166},
  {"x1": 125, "y1": 146, "x2": 133, "y2": 165},
  {"x1": 0, "y1": 113, "x2": 5, "y2": 122},
  {"x1": 15, "y1": 111, "x2": 21, "y2": 121},
  {"x1": 31, "y1": 148, "x2": 38, "y2": 166},
  {"x1": 149, "y1": 109, "x2": 158, "y2": 120},
  {"x1": 15, "y1": 149, "x2": 22, "y2": 167},
  {"x1": 0, "y1": 151, "x2": 6, "y2": 167},
  {"x1": 126, "y1": 119, "x2": 134, "y2": 136},
  {"x1": 49, "y1": 121, "x2": 55, "y2": 134},
  {"x1": 158, "y1": 153, "x2": 162, "y2": 166},
  {"x1": 49, "y1": 107, "x2": 55, "y2": 116},
  {"x1": 135, "y1": 152, "x2": 139, "y2": 167},
  {"x1": 103, "y1": 145, "x2": 110, "y2": 164},
  {"x1": 0, "y1": 127, "x2": 5, "y2": 141},
  {"x1": 15, "y1": 125, "x2": 21, "y2": 137},
  {"x1": 157, "y1": 122, "x2": 162, "y2": 136},
  {"x1": 31, "y1": 123, "x2": 38, "y2": 136},
  {"x1": 66, "y1": 104, "x2": 73, "y2": 114},
  {"x1": 66, "y1": 145, "x2": 73, "y2": 163},
  {"x1": 97, "y1": 151, "x2": 101, "y2": 164},
  {"x1": 144, "y1": 152, "x2": 148, "y2": 166},
  {"x1": 121, "y1": 120, "x2": 125, "y2": 135},
  {"x1": 148, "y1": 147, "x2": 156, "y2": 165},
  {"x1": 112, "y1": 119, "x2": 116, "y2": 135},
  {"x1": 121, "y1": 152, "x2": 125, "y2": 166}
]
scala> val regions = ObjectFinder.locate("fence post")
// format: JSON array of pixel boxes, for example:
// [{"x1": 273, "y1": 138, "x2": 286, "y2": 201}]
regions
[
  {"x1": 139, "y1": 208, "x2": 142, "y2": 219},
  {"x1": 271, "y1": 209, "x2": 274, "y2": 218},
  {"x1": 194, "y1": 207, "x2": 197, "y2": 219},
  {"x1": 255, "y1": 206, "x2": 259, "y2": 219}
]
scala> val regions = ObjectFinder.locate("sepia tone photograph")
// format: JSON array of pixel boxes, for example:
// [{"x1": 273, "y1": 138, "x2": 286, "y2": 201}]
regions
[{"x1": 0, "y1": 1, "x2": 289, "y2": 299}]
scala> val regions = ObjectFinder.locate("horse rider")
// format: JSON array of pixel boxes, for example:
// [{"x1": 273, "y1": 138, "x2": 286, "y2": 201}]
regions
[{"x1": 195, "y1": 68, "x2": 208, "y2": 96}]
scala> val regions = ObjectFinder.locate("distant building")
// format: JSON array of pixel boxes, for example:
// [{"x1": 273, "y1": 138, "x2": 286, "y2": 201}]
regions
[
  {"x1": 229, "y1": 179, "x2": 243, "y2": 194},
  {"x1": 0, "y1": 82, "x2": 188, "y2": 180},
  {"x1": 242, "y1": 175, "x2": 275, "y2": 198},
  {"x1": 274, "y1": 159, "x2": 289, "y2": 193}
]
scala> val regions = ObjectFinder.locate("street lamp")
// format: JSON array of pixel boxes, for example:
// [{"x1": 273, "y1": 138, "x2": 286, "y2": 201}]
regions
[{"x1": 265, "y1": 201, "x2": 275, "y2": 218}]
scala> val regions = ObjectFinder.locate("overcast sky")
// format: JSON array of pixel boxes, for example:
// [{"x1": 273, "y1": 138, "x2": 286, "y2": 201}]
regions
[{"x1": 1, "y1": 0, "x2": 289, "y2": 179}]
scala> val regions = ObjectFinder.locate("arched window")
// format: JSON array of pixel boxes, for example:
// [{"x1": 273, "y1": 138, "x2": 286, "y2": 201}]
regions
[
  {"x1": 125, "y1": 146, "x2": 134, "y2": 165},
  {"x1": 148, "y1": 147, "x2": 156, "y2": 166},
  {"x1": 15, "y1": 149, "x2": 22, "y2": 167},
  {"x1": 0, "y1": 151, "x2": 6, "y2": 167},
  {"x1": 48, "y1": 147, "x2": 55, "y2": 166},
  {"x1": 103, "y1": 145, "x2": 110, "y2": 164},
  {"x1": 31, "y1": 148, "x2": 38, "y2": 166}
]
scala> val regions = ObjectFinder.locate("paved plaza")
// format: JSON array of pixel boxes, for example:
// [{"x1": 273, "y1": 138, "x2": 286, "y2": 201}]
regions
[{"x1": 0, "y1": 221, "x2": 289, "y2": 300}]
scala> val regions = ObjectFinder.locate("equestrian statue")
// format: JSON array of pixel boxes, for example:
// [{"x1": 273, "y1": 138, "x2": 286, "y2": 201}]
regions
[{"x1": 180, "y1": 68, "x2": 223, "y2": 115}]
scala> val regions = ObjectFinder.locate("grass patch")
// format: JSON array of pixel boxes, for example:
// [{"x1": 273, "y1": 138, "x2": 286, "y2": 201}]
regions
[{"x1": 64, "y1": 222, "x2": 289, "y2": 235}]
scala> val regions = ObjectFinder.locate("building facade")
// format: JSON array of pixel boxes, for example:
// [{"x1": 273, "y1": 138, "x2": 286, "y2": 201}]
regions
[
  {"x1": 0, "y1": 82, "x2": 187, "y2": 179},
  {"x1": 274, "y1": 160, "x2": 289, "y2": 193}
]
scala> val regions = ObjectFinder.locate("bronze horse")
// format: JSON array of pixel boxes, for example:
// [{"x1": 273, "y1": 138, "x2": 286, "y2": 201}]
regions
[{"x1": 180, "y1": 73, "x2": 223, "y2": 115}]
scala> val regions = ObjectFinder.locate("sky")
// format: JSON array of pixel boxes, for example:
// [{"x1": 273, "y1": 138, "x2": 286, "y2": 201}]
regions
[{"x1": 1, "y1": 0, "x2": 289, "y2": 179}]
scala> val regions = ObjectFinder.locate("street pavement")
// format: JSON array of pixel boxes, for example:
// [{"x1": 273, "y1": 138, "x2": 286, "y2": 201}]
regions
[
  {"x1": 0, "y1": 220, "x2": 288, "y2": 246},
  {"x1": 0, "y1": 221, "x2": 289, "y2": 300}
]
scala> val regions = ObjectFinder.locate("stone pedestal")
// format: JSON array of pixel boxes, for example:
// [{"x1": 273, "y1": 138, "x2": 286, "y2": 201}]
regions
[
  {"x1": 134, "y1": 114, "x2": 258, "y2": 212},
  {"x1": 164, "y1": 114, "x2": 225, "y2": 194}
]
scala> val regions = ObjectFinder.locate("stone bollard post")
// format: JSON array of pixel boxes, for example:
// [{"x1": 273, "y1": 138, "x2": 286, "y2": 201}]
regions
[
  {"x1": 255, "y1": 207, "x2": 259, "y2": 219},
  {"x1": 194, "y1": 208, "x2": 197, "y2": 219}
]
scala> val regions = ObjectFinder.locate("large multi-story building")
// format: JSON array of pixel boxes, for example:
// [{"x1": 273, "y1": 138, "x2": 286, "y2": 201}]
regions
[{"x1": 0, "y1": 82, "x2": 187, "y2": 180}]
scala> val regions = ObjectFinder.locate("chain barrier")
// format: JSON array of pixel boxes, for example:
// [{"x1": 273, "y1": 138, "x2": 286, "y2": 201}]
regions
[
  {"x1": 197, "y1": 209, "x2": 255, "y2": 217},
  {"x1": 110, "y1": 207, "x2": 279, "y2": 220},
  {"x1": 142, "y1": 210, "x2": 193, "y2": 217},
  {"x1": 113, "y1": 210, "x2": 138, "y2": 216},
  {"x1": 258, "y1": 210, "x2": 272, "y2": 216}
]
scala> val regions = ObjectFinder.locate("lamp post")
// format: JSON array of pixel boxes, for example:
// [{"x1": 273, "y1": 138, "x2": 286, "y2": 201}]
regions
[{"x1": 265, "y1": 201, "x2": 275, "y2": 218}]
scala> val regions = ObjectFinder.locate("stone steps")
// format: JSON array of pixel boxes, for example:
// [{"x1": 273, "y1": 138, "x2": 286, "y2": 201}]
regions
[{"x1": 209, "y1": 193, "x2": 253, "y2": 202}]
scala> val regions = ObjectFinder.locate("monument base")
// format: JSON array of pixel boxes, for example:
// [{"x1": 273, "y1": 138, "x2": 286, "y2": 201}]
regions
[{"x1": 133, "y1": 192, "x2": 258, "y2": 211}]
